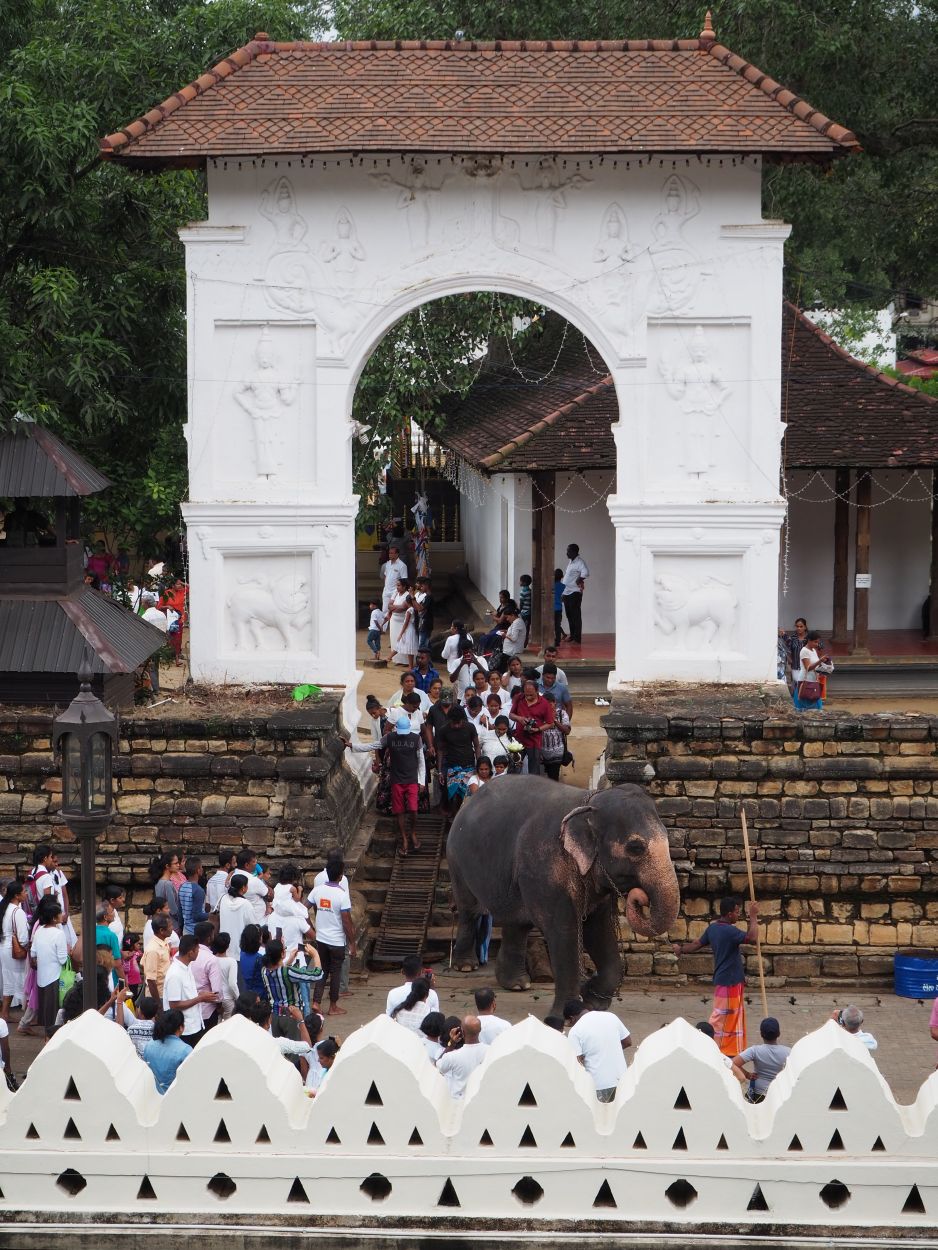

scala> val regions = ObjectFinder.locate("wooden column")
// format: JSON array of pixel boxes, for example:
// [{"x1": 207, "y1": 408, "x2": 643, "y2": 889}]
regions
[
  {"x1": 531, "y1": 470, "x2": 556, "y2": 654},
  {"x1": 929, "y1": 468, "x2": 938, "y2": 641},
  {"x1": 851, "y1": 470, "x2": 872, "y2": 655},
  {"x1": 831, "y1": 467, "x2": 851, "y2": 643}
]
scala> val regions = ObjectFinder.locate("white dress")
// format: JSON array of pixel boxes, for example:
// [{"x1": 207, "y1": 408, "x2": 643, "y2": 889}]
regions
[
  {"x1": 0, "y1": 905, "x2": 29, "y2": 1006},
  {"x1": 388, "y1": 593, "x2": 417, "y2": 664}
]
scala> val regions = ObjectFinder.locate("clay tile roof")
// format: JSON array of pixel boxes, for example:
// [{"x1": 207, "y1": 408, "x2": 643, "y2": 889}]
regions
[
  {"x1": 435, "y1": 304, "x2": 938, "y2": 475},
  {"x1": 782, "y1": 304, "x2": 938, "y2": 469},
  {"x1": 101, "y1": 37, "x2": 859, "y2": 165},
  {"x1": 433, "y1": 324, "x2": 618, "y2": 471}
]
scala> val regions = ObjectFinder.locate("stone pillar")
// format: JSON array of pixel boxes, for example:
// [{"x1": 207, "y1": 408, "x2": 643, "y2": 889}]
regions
[
  {"x1": 929, "y1": 468, "x2": 938, "y2": 642},
  {"x1": 531, "y1": 471, "x2": 556, "y2": 653}
]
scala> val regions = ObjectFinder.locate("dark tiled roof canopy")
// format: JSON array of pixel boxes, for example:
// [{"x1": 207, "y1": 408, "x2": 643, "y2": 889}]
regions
[
  {"x1": 782, "y1": 306, "x2": 938, "y2": 469},
  {"x1": 435, "y1": 304, "x2": 938, "y2": 474},
  {"x1": 0, "y1": 421, "x2": 111, "y2": 497},
  {"x1": 435, "y1": 325, "x2": 618, "y2": 471},
  {"x1": 101, "y1": 34, "x2": 858, "y2": 166},
  {"x1": 0, "y1": 589, "x2": 165, "y2": 675}
]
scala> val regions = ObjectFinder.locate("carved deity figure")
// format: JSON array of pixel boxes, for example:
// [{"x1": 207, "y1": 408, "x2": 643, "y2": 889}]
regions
[
  {"x1": 259, "y1": 176, "x2": 309, "y2": 251},
  {"x1": 371, "y1": 162, "x2": 448, "y2": 251},
  {"x1": 649, "y1": 174, "x2": 703, "y2": 313},
  {"x1": 593, "y1": 202, "x2": 633, "y2": 265},
  {"x1": 233, "y1": 328, "x2": 298, "y2": 477},
  {"x1": 319, "y1": 207, "x2": 365, "y2": 276},
  {"x1": 654, "y1": 572, "x2": 737, "y2": 649},
  {"x1": 228, "y1": 572, "x2": 312, "y2": 650},
  {"x1": 659, "y1": 327, "x2": 730, "y2": 477}
]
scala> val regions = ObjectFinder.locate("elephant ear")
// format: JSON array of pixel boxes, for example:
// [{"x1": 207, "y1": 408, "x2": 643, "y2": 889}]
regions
[{"x1": 561, "y1": 804, "x2": 598, "y2": 876}]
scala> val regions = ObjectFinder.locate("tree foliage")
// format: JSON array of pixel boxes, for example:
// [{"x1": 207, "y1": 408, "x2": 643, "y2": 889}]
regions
[{"x1": 0, "y1": 0, "x2": 321, "y2": 553}]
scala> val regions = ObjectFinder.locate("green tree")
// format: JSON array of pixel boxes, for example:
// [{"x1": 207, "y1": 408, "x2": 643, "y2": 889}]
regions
[{"x1": 0, "y1": 0, "x2": 321, "y2": 555}]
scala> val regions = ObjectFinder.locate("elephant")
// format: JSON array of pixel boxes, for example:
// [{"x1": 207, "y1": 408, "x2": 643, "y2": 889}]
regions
[{"x1": 447, "y1": 777, "x2": 680, "y2": 1017}]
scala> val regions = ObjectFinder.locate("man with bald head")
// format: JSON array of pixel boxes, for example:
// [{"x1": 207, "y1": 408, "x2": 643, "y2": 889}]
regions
[{"x1": 436, "y1": 1014, "x2": 488, "y2": 1099}]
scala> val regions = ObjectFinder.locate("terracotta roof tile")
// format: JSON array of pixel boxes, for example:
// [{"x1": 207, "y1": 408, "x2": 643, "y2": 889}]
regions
[
  {"x1": 101, "y1": 38, "x2": 859, "y2": 165},
  {"x1": 434, "y1": 304, "x2": 938, "y2": 475}
]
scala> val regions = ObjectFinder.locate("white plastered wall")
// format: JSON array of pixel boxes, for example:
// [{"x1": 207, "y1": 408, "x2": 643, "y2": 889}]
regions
[
  {"x1": 781, "y1": 470, "x2": 933, "y2": 632},
  {"x1": 181, "y1": 154, "x2": 789, "y2": 706}
]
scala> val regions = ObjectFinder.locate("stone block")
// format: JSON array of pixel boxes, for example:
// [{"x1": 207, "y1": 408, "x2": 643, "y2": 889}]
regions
[
  {"x1": 888, "y1": 874, "x2": 922, "y2": 894},
  {"x1": 684, "y1": 781, "x2": 717, "y2": 797},
  {"x1": 21, "y1": 794, "x2": 49, "y2": 815},
  {"x1": 116, "y1": 794, "x2": 151, "y2": 815},
  {"x1": 225, "y1": 796, "x2": 270, "y2": 816},
  {"x1": 625, "y1": 954, "x2": 653, "y2": 976},
  {"x1": 815, "y1": 924, "x2": 854, "y2": 944},
  {"x1": 201, "y1": 796, "x2": 227, "y2": 816},
  {"x1": 868, "y1": 924, "x2": 898, "y2": 946},
  {"x1": 161, "y1": 753, "x2": 212, "y2": 777},
  {"x1": 656, "y1": 757, "x2": 712, "y2": 780},
  {"x1": 821, "y1": 955, "x2": 859, "y2": 976},
  {"x1": 774, "y1": 954, "x2": 821, "y2": 978}
]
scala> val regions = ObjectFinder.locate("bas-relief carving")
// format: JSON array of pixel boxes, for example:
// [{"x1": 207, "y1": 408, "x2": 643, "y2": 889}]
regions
[
  {"x1": 654, "y1": 570, "x2": 738, "y2": 650},
  {"x1": 648, "y1": 174, "x2": 706, "y2": 314},
  {"x1": 658, "y1": 326, "x2": 730, "y2": 478},
  {"x1": 370, "y1": 162, "x2": 450, "y2": 252},
  {"x1": 232, "y1": 327, "x2": 298, "y2": 477},
  {"x1": 259, "y1": 178, "x2": 365, "y2": 355},
  {"x1": 227, "y1": 567, "x2": 312, "y2": 651}
]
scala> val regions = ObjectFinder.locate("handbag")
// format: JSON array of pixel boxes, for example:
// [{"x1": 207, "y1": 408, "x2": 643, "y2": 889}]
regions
[
  {"x1": 799, "y1": 679, "x2": 823, "y2": 703},
  {"x1": 58, "y1": 956, "x2": 77, "y2": 1005},
  {"x1": 11, "y1": 906, "x2": 27, "y2": 961}
]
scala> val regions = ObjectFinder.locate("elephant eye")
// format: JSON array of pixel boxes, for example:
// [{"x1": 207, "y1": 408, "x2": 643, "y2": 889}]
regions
[{"x1": 626, "y1": 837, "x2": 647, "y2": 856}]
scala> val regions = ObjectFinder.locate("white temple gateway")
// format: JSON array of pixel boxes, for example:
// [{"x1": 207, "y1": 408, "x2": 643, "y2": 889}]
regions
[{"x1": 102, "y1": 22, "x2": 858, "y2": 720}]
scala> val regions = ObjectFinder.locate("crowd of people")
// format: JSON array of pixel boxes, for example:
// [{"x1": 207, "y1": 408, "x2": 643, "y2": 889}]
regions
[
  {"x1": 348, "y1": 634, "x2": 578, "y2": 854},
  {"x1": 0, "y1": 842, "x2": 361, "y2": 1095}
]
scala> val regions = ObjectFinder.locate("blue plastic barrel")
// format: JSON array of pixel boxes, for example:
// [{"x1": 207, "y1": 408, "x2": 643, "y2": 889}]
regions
[{"x1": 894, "y1": 950, "x2": 938, "y2": 999}]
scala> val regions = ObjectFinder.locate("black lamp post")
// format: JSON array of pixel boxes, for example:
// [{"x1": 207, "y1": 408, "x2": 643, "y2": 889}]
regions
[{"x1": 52, "y1": 657, "x2": 117, "y2": 1012}]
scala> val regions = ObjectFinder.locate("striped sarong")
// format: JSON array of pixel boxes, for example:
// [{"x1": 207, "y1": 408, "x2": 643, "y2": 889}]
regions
[{"x1": 710, "y1": 982, "x2": 746, "y2": 1057}]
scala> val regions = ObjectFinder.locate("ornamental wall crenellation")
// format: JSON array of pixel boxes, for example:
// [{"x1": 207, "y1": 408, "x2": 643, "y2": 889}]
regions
[{"x1": 605, "y1": 693, "x2": 938, "y2": 984}]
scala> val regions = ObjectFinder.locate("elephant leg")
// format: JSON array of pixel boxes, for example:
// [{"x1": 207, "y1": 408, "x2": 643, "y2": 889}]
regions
[
  {"x1": 530, "y1": 895, "x2": 584, "y2": 1018},
  {"x1": 582, "y1": 898, "x2": 623, "y2": 1010},
  {"x1": 496, "y1": 920, "x2": 532, "y2": 992},
  {"x1": 449, "y1": 870, "x2": 480, "y2": 972}
]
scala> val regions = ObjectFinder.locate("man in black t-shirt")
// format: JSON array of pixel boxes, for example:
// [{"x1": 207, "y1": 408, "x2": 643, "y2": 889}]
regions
[{"x1": 344, "y1": 714, "x2": 424, "y2": 855}]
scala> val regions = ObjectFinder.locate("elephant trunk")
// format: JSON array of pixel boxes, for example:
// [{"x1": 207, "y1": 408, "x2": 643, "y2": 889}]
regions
[{"x1": 625, "y1": 879, "x2": 680, "y2": 938}]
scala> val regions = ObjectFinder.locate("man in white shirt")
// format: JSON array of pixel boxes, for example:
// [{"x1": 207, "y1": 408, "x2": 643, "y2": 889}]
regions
[
  {"x1": 386, "y1": 954, "x2": 440, "y2": 1015},
  {"x1": 560, "y1": 543, "x2": 589, "y2": 644},
  {"x1": 381, "y1": 545, "x2": 408, "y2": 614},
  {"x1": 474, "y1": 987, "x2": 511, "y2": 1044},
  {"x1": 206, "y1": 849, "x2": 236, "y2": 913},
  {"x1": 164, "y1": 935, "x2": 220, "y2": 1046},
  {"x1": 832, "y1": 1004, "x2": 878, "y2": 1051},
  {"x1": 451, "y1": 643, "x2": 489, "y2": 698},
  {"x1": 141, "y1": 590, "x2": 168, "y2": 631},
  {"x1": 236, "y1": 850, "x2": 270, "y2": 922},
  {"x1": 437, "y1": 1015, "x2": 488, "y2": 1098},
  {"x1": 310, "y1": 864, "x2": 356, "y2": 1016},
  {"x1": 564, "y1": 999, "x2": 631, "y2": 1102}
]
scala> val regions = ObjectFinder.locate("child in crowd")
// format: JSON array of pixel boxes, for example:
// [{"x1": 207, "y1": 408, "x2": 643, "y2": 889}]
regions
[
  {"x1": 126, "y1": 996, "x2": 159, "y2": 1058},
  {"x1": 553, "y1": 568, "x2": 565, "y2": 646},
  {"x1": 211, "y1": 932, "x2": 240, "y2": 1019},
  {"x1": 518, "y1": 574, "x2": 533, "y2": 645},
  {"x1": 121, "y1": 932, "x2": 143, "y2": 1002},
  {"x1": 366, "y1": 600, "x2": 386, "y2": 665}
]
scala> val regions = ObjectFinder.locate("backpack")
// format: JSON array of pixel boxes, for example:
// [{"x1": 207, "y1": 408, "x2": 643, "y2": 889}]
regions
[{"x1": 23, "y1": 867, "x2": 47, "y2": 923}]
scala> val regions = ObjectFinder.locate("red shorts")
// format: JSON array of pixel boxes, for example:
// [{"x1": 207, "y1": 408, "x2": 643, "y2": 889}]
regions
[{"x1": 390, "y1": 782, "x2": 419, "y2": 814}]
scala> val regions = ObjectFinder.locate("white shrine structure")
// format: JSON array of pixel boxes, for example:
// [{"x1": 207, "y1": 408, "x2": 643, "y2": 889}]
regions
[{"x1": 102, "y1": 26, "x2": 857, "y2": 719}]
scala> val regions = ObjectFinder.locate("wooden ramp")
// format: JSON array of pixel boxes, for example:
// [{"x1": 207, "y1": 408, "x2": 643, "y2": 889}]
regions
[{"x1": 370, "y1": 814, "x2": 447, "y2": 965}]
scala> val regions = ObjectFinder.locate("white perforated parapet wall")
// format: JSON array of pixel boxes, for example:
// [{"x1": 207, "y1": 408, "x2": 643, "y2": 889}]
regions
[{"x1": 2, "y1": 1013, "x2": 936, "y2": 1229}]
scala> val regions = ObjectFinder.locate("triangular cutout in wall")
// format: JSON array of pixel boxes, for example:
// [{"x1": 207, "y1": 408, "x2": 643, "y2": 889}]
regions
[
  {"x1": 25, "y1": 1123, "x2": 39, "y2": 1141},
  {"x1": 214, "y1": 1119, "x2": 231, "y2": 1143},
  {"x1": 176, "y1": 1123, "x2": 190, "y2": 1142},
  {"x1": 408, "y1": 1127, "x2": 423, "y2": 1146},
  {"x1": 788, "y1": 1134, "x2": 803, "y2": 1151},
  {"x1": 106, "y1": 1123, "x2": 120, "y2": 1142},
  {"x1": 63, "y1": 1117, "x2": 81, "y2": 1141},
  {"x1": 716, "y1": 1134, "x2": 728, "y2": 1150},
  {"x1": 593, "y1": 1179, "x2": 617, "y2": 1209},
  {"x1": 365, "y1": 1080, "x2": 383, "y2": 1106},
  {"x1": 287, "y1": 1177, "x2": 310, "y2": 1204},
  {"x1": 871, "y1": 1136, "x2": 886, "y2": 1152},
  {"x1": 828, "y1": 1129, "x2": 845, "y2": 1151},
  {"x1": 215, "y1": 1078, "x2": 232, "y2": 1101},
  {"x1": 367, "y1": 1121, "x2": 385, "y2": 1145},
  {"x1": 137, "y1": 1176, "x2": 157, "y2": 1201},
  {"x1": 438, "y1": 1178, "x2": 460, "y2": 1208},
  {"x1": 479, "y1": 1129, "x2": 494, "y2": 1146},
  {"x1": 672, "y1": 1126, "x2": 687, "y2": 1150},
  {"x1": 518, "y1": 1082, "x2": 537, "y2": 1106},
  {"x1": 256, "y1": 1126, "x2": 271, "y2": 1144},
  {"x1": 747, "y1": 1184, "x2": 769, "y2": 1212},
  {"x1": 64, "y1": 1077, "x2": 80, "y2": 1101},
  {"x1": 561, "y1": 1132, "x2": 576, "y2": 1147},
  {"x1": 902, "y1": 1184, "x2": 926, "y2": 1214},
  {"x1": 519, "y1": 1125, "x2": 538, "y2": 1148},
  {"x1": 829, "y1": 1087, "x2": 847, "y2": 1111},
  {"x1": 673, "y1": 1086, "x2": 691, "y2": 1110},
  {"x1": 326, "y1": 1127, "x2": 341, "y2": 1144},
  {"x1": 632, "y1": 1131, "x2": 647, "y2": 1149}
]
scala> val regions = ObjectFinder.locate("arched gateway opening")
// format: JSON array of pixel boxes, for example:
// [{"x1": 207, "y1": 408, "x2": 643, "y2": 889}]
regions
[
  {"x1": 102, "y1": 33, "x2": 857, "y2": 731},
  {"x1": 349, "y1": 288, "x2": 620, "y2": 676}
]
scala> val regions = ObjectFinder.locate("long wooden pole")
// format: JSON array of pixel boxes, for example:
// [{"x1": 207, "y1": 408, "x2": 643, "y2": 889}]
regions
[{"x1": 740, "y1": 807, "x2": 768, "y2": 1020}]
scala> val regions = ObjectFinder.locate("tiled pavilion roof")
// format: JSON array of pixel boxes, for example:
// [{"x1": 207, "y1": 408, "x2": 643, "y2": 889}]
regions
[
  {"x1": 435, "y1": 304, "x2": 938, "y2": 474},
  {"x1": 101, "y1": 29, "x2": 859, "y2": 166}
]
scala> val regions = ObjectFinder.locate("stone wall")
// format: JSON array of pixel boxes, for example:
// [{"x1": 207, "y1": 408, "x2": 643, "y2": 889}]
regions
[
  {"x1": 0, "y1": 697, "x2": 362, "y2": 923},
  {"x1": 604, "y1": 687, "x2": 938, "y2": 985}
]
